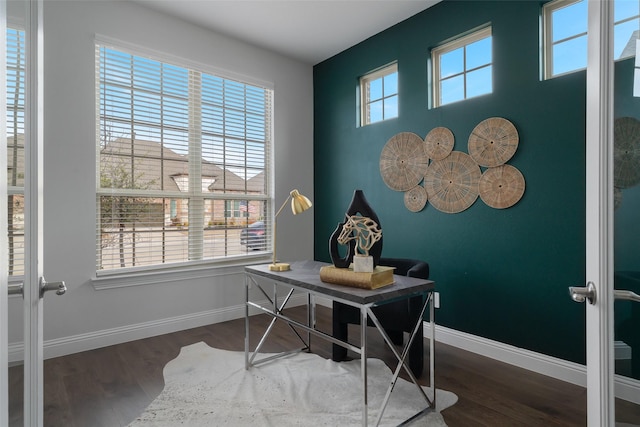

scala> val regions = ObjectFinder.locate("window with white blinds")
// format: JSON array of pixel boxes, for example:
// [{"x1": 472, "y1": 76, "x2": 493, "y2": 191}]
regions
[
  {"x1": 96, "y1": 43, "x2": 272, "y2": 272},
  {"x1": 5, "y1": 27, "x2": 25, "y2": 278}
]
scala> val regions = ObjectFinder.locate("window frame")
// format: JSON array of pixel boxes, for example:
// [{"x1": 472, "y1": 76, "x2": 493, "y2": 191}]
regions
[
  {"x1": 614, "y1": 1, "x2": 640, "y2": 60},
  {"x1": 359, "y1": 62, "x2": 398, "y2": 126},
  {"x1": 542, "y1": 0, "x2": 588, "y2": 79},
  {"x1": 432, "y1": 26, "x2": 493, "y2": 108},
  {"x1": 95, "y1": 39, "x2": 274, "y2": 277}
]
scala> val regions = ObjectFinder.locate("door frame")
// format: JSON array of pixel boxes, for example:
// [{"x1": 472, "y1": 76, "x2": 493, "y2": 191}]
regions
[
  {"x1": 22, "y1": 0, "x2": 45, "y2": 425},
  {"x1": 1, "y1": 0, "x2": 9, "y2": 424},
  {"x1": 585, "y1": 0, "x2": 615, "y2": 425}
]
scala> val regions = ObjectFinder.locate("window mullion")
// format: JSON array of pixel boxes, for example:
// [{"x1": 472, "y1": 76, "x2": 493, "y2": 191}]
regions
[{"x1": 188, "y1": 70, "x2": 203, "y2": 261}]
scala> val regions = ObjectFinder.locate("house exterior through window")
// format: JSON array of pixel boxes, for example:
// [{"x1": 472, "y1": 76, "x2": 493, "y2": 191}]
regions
[
  {"x1": 5, "y1": 27, "x2": 25, "y2": 278},
  {"x1": 96, "y1": 43, "x2": 272, "y2": 273}
]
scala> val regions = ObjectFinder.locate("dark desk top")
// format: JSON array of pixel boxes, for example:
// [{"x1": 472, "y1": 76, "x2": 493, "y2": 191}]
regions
[{"x1": 245, "y1": 260, "x2": 434, "y2": 305}]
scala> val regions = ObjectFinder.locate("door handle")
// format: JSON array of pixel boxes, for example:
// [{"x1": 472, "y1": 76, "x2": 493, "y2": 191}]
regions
[
  {"x1": 569, "y1": 282, "x2": 597, "y2": 305},
  {"x1": 8, "y1": 283, "x2": 23, "y2": 296},
  {"x1": 40, "y1": 277, "x2": 67, "y2": 298},
  {"x1": 614, "y1": 289, "x2": 640, "y2": 303}
]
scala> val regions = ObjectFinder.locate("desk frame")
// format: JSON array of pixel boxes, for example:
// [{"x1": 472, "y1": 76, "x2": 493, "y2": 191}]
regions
[{"x1": 244, "y1": 261, "x2": 435, "y2": 427}]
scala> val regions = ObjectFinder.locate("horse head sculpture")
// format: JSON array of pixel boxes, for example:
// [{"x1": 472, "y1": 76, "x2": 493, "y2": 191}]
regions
[{"x1": 336, "y1": 215, "x2": 382, "y2": 257}]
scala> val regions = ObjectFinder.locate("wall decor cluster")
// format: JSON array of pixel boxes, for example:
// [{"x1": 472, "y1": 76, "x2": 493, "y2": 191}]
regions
[
  {"x1": 379, "y1": 117, "x2": 526, "y2": 213},
  {"x1": 614, "y1": 116, "x2": 640, "y2": 210}
]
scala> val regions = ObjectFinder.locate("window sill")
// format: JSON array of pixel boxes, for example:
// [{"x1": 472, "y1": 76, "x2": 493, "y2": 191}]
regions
[{"x1": 91, "y1": 253, "x2": 272, "y2": 290}]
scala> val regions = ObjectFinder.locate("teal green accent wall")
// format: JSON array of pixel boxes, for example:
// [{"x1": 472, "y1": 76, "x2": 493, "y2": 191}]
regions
[{"x1": 313, "y1": 0, "x2": 590, "y2": 363}]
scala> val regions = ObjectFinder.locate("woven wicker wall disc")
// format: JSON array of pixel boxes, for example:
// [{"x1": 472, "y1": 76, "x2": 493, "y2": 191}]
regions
[
  {"x1": 614, "y1": 117, "x2": 640, "y2": 188},
  {"x1": 478, "y1": 164, "x2": 525, "y2": 209},
  {"x1": 468, "y1": 117, "x2": 519, "y2": 167},
  {"x1": 423, "y1": 151, "x2": 481, "y2": 213},
  {"x1": 404, "y1": 185, "x2": 428, "y2": 212},
  {"x1": 424, "y1": 127, "x2": 454, "y2": 160},
  {"x1": 380, "y1": 132, "x2": 429, "y2": 191}
]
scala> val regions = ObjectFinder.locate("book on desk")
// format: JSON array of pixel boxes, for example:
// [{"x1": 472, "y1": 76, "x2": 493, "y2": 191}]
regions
[{"x1": 319, "y1": 265, "x2": 395, "y2": 289}]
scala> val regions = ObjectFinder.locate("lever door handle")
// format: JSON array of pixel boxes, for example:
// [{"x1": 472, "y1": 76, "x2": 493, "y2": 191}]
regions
[
  {"x1": 40, "y1": 277, "x2": 67, "y2": 298},
  {"x1": 569, "y1": 282, "x2": 597, "y2": 305},
  {"x1": 614, "y1": 290, "x2": 640, "y2": 303}
]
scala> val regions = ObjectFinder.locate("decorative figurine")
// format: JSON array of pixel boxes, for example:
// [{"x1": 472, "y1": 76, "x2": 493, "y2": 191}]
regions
[
  {"x1": 337, "y1": 215, "x2": 382, "y2": 272},
  {"x1": 329, "y1": 189, "x2": 383, "y2": 268}
]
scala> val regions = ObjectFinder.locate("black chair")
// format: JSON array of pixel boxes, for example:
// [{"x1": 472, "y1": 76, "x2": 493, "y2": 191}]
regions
[{"x1": 331, "y1": 257, "x2": 430, "y2": 377}]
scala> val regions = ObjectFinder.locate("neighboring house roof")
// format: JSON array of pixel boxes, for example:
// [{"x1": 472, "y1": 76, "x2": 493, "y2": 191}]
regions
[
  {"x1": 100, "y1": 138, "x2": 264, "y2": 193},
  {"x1": 6, "y1": 135, "x2": 264, "y2": 194},
  {"x1": 246, "y1": 171, "x2": 265, "y2": 193}
]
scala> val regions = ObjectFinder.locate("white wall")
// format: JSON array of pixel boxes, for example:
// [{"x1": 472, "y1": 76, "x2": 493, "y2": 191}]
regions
[{"x1": 7, "y1": 0, "x2": 314, "y2": 359}]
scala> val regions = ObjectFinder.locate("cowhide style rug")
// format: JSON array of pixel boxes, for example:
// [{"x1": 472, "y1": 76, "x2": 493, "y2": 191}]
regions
[{"x1": 128, "y1": 342, "x2": 457, "y2": 426}]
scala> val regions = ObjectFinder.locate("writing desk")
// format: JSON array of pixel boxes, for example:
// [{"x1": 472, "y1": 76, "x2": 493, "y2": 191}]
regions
[{"x1": 244, "y1": 260, "x2": 435, "y2": 426}]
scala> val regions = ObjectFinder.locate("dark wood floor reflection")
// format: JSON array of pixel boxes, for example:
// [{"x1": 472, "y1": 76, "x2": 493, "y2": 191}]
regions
[{"x1": 8, "y1": 305, "x2": 640, "y2": 426}]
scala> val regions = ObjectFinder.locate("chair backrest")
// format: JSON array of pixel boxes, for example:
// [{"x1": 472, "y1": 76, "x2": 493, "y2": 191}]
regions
[{"x1": 379, "y1": 257, "x2": 429, "y2": 279}]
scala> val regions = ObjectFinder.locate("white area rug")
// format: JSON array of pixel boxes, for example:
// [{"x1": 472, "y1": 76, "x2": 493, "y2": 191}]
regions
[{"x1": 129, "y1": 342, "x2": 457, "y2": 426}]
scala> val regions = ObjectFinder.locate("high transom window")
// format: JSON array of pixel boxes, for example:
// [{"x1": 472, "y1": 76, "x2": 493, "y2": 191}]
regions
[
  {"x1": 96, "y1": 43, "x2": 272, "y2": 273},
  {"x1": 432, "y1": 26, "x2": 493, "y2": 107},
  {"x1": 543, "y1": 0, "x2": 640, "y2": 79},
  {"x1": 360, "y1": 63, "x2": 398, "y2": 126}
]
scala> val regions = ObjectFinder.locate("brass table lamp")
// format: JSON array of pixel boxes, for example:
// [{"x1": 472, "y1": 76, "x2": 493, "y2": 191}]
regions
[{"x1": 270, "y1": 189, "x2": 312, "y2": 271}]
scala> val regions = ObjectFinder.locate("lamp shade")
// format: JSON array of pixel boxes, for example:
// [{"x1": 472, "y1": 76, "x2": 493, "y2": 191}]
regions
[{"x1": 290, "y1": 189, "x2": 312, "y2": 215}]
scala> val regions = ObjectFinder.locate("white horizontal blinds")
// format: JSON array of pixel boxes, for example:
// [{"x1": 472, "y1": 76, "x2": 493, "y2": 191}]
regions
[
  {"x1": 96, "y1": 43, "x2": 272, "y2": 272},
  {"x1": 6, "y1": 28, "x2": 25, "y2": 276}
]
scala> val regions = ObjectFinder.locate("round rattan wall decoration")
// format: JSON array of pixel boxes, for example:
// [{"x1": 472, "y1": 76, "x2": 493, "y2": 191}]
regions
[
  {"x1": 468, "y1": 117, "x2": 519, "y2": 167},
  {"x1": 614, "y1": 117, "x2": 640, "y2": 188},
  {"x1": 478, "y1": 164, "x2": 525, "y2": 209},
  {"x1": 404, "y1": 185, "x2": 428, "y2": 212},
  {"x1": 424, "y1": 127, "x2": 454, "y2": 160},
  {"x1": 380, "y1": 132, "x2": 430, "y2": 191},
  {"x1": 423, "y1": 151, "x2": 481, "y2": 213}
]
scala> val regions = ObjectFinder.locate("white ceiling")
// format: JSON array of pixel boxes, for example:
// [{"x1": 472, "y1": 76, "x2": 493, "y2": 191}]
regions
[{"x1": 133, "y1": 0, "x2": 440, "y2": 65}]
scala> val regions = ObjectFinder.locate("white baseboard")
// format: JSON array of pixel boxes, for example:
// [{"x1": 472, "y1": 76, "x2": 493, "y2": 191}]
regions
[
  {"x1": 8, "y1": 293, "x2": 309, "y2": 364},
  {"x1": 425, "y1": 322, "x2": 640, "y2": 405}
]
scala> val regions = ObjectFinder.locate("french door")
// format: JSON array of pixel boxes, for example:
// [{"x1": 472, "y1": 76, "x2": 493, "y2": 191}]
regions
[
  {"x1": 1, "y1": 0, "x2": 65, "y2": 425},
  {"x1": 1, "y1": 1, "x2": 8, "y2": 425},
  {"x1": 580, "y1": 0, "x2": 640, "y2": 425}
]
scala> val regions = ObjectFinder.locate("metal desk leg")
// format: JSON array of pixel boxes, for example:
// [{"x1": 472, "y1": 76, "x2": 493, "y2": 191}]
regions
[
  {"x1": 361, "y1": 305, "x2": 368, "y2": 427},
  {"x1": 308, "y1": 293, "x2": 313, "y2": 352},
  {"x1": 430, "y1": 291, "x2": 435, "y2": 405},
  {"x1": 245, "y1": 275, "x2": 250, "y2": 370}
]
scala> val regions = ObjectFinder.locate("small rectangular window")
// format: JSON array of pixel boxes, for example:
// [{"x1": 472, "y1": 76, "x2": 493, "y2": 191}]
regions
[
  {"x1": 359, "y1": 63, "x2": 398, "y2": 126},
  {"x1": 543, "y1": 0, "x2": 588, "y2": 78},
  {"x1": 432, "y1": 26, "x2": 492, "y2": 107},
  {"x1": 614, "y1": 0, "x2": 640, "y2": 60},
  {"x1": 543, "y1": 0, "x2": 639, "y2": 79}
]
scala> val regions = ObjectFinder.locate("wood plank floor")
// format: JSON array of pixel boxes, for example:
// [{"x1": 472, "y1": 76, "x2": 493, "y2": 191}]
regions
[{"x1": 8, "y1": 305, "x2": 640, "y2": 426}]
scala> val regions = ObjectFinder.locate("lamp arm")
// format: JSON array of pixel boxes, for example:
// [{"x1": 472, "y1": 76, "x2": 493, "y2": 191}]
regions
[
  {"x1": 272, "y1": 194, "x2": 292, "y2": 266},
  {"x1": 274, "y1": 194, "x2": 292, "y2": 219}
]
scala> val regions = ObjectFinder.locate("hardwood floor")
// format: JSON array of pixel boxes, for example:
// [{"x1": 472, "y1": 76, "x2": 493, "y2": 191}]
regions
[{"x1": 8, "y1": 305, "x2": 640, "y2": 426}]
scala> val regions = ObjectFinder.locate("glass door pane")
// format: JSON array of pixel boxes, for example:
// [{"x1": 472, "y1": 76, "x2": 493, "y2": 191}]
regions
[
  {"x1": 613, "y1": 32, "x2": 640, "y2": 427},
  {"x1": 5, "y1": 0, "x2": 25, "y2": 424}
]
